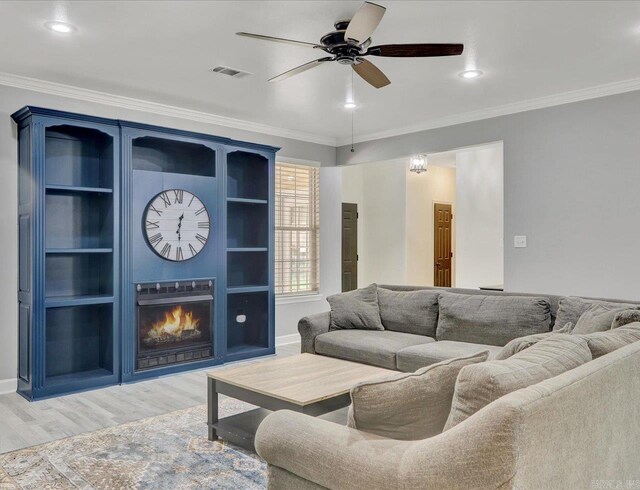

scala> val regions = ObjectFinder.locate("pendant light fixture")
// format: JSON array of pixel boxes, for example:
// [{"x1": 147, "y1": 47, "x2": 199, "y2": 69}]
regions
[{"x1": 409, "y1": 154, "x2": 428, "y2": 174}]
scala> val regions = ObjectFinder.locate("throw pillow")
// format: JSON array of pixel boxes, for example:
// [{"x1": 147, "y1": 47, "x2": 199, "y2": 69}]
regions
[
  {"x1": 612, "y1": 309, "x2": 640, "y2": 329},
  {"x1": 327, "y1": 284, "x2": 384, "y2": 331},
  {"x1": 444, "y1": 334, "x2": 592, "y2": 430},
  {"x1": 347, "y1": 351, "x2": 489, "y2": 440},
  {"x1": 575, "y1": 322, "x2": 640, "y2": 359},
  {"x1": 377, "y1": 287, "x2": 440, "y2": 337},
  {"x1": 436, "y1": 292, "x2": 551, "y2": 347},
  {"x1": 554, "y1": 296, "x2": 639, "y2": 331},
  {"x1": 572, "y1": 304, "x2": 640, "y2": 335},
  {"x1": 494, "y1": 322, "x2": 573, "y2": 360}
]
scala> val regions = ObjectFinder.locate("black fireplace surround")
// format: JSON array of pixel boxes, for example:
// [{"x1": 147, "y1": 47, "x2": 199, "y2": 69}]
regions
[{"x1": 136, "y1": 280, "x2": 214, "y2": 371}]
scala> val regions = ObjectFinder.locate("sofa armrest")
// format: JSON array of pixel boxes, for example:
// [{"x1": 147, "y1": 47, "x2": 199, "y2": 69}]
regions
[
  {"x1": 256, "y1": 402, "x2": 519, "y2": 490},
  {"x1": 255, "y1": 410, "x2": 408, "y2": 490},
  {"x1": 298, "y1": 312, "x2": 331, "y2": 354}
]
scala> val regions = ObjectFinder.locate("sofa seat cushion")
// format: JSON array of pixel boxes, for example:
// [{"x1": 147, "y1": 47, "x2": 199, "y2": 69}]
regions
[
  {"x1": 314, "y1": 330, "x2": 435, "y2": 370},
  {"x1": 436, "y1": 292, "x2": 552, "y2": 346},
  {"x1": 494, "y1": 322, "x2": 574, "y2": 360},
  {"x1": 377, "y1": 287, "x2": 440, "y2": 337},
  {"x1": 396, "y1": 341, "x2": 502, "y2": 372},
  {"x1": 444, "y1": 334, "x2": 592, "y2": 430},
  {"x1": 347, "y1": 351, "x2": 489, "y2": 440}
]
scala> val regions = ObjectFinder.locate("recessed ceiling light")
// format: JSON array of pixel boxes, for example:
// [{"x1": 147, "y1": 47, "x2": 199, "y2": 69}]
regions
[
  {"x1": 344, "y1": 101, "x2": 357, "y2": 109},
  {"x1": 45, "y1": 21, "x2": 76, "y2": 34},
  {"x1": 459, "y1": 69, "x2": 483, "y2": 79}
]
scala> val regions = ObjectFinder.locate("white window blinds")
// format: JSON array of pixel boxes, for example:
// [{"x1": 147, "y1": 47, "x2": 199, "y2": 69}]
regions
[{"x1": 275, "y1": 163, "x2": 320, "y2": 295}]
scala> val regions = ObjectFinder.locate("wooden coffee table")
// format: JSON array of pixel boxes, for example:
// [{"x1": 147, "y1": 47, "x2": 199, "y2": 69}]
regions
[{"x1": 207, "y1": 353, "x2": 395, "y2": 450}]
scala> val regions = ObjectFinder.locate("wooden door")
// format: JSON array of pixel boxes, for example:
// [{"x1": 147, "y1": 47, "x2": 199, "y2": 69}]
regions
[
  {"x1": 342, "y1": 203, "x2": 358, "y2": 292},
  {"x1": 434, "y1": 203, "x2": 453, "y2": 287}
]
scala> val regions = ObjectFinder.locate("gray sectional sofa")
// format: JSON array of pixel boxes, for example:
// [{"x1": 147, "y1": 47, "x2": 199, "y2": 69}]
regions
[
  {"x1": 254, "y1": 285, "x2": 640, "y2": 489},
  {"x1": 299, "y1": 285, "x2": 640, "y2": 371}
]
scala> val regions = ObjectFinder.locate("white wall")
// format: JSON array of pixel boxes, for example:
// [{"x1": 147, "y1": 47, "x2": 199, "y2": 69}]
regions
[
  {"x1": 405, "y1": 165, "x2": 457, "y2": 286},
  {"x1": 337, "y1": 90, "x2": 640, "y2": 300},
  {"x1": 360, "y1": 161, "x2": 407, "y2": 286},
  {"x1": 454, "y1": 145, "x2": 504, "y2": 288},
  {"x1": 274, "y1": 166, "x2": 341, "y2": 338},
  {"x1": 0, "y1": 83, "x2": 340, "y2": 388}
]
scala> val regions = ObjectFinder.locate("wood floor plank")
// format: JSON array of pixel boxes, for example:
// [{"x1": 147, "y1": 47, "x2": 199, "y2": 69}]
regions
[{"x1": 0, "y1": 343, "x2": 301, "y2": 454}]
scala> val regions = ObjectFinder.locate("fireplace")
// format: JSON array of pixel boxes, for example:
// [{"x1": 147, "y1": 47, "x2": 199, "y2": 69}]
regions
[{"x1": 136, "y1": 280, "x2": 214, "y2": 371}]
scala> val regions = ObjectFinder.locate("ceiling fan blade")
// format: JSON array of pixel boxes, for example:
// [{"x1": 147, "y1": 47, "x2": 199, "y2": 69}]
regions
[
  {"x1": 367, "y1": 43, "x2": 464, "y2": 57},
  {"x1": 236, "y1": 32, "x2": 320, "y2": 48},
  {"x1": 269, "y1": 57, "x2": 333, "y2": 82},
  {"x1": 344, "y1": 1, "x2": 386, "y2": 45},
  {"x1": 352, "y1": 59, "x2": 390, "y2": 89}
]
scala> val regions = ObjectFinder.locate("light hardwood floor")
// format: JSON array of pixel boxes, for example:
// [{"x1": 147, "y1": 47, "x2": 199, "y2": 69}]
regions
[{"x1": 0, "y1": 342, "x2": 300, "y2": 454}]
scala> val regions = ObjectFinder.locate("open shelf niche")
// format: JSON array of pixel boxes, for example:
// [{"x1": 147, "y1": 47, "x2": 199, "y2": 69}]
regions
[
  {"x1": 226, "y1": 150, "x2": 271, "y2": 359},
  {"x1": 46, "y1": 304, "x2": 114, "y2": 383}
]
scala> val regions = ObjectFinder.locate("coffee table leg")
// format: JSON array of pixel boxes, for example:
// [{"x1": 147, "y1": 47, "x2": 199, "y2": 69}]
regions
[{"x1": 208, "y1": 377, "x2": 218, "y2": 441}]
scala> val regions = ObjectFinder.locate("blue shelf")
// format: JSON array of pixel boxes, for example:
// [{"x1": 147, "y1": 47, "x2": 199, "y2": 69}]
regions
[
  {"x1": 46, "y1": 248, "x2": 113, "y2": 254},
  {"x1": 46, "y1": 184, "x2": 113, "y2": 194},
  {"x1": 45, "y1": 368, "x2": 114, "y2": 387},
  {"x1": 227, "y1": 247, "x2": 268, "y2": 252},
  {"x1": 227, "y1": 197, "x2": 268, "y2": 204},
  {"x1": 227, "y1": 286, "x2": 269, "y2": 294},
  {"x1": 225, "y1": 344, "x2": 273, "y2": 363},
  {"x1": 45, "y1": 295, "x2": 115, "y2": 308}
]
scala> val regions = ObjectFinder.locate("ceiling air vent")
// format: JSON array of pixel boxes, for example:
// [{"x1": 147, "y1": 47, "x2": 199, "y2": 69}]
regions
[{"x1": 209, "y1": 65, "x2": 252, "y2": 79}]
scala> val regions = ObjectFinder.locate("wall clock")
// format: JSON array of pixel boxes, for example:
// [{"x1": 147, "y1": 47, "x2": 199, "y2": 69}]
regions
[{"x1": 143, "y1": 189, "x2": 210, "y2": 261}]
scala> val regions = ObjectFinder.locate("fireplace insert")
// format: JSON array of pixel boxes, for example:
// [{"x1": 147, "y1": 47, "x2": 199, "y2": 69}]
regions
[{"x1": 136, "y1": 280, "x2": 214, "y2": 371}]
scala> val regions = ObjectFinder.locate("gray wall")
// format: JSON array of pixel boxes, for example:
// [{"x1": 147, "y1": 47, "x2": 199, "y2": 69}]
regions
[
  {"x1": 338, "y1": 90, "x2": 640, "y2": 301},
  {"x1": 0, "y1": 83, "x2": 337, "y2": 384}
]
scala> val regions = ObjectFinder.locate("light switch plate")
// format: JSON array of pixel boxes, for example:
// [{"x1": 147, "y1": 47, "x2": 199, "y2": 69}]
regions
[{"x1": 514, "y1": 235, "x2": 527, "y2": 248}]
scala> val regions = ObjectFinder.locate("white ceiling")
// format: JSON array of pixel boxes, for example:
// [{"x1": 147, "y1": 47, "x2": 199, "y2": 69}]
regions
[{"x1": 1, "y1": 1, "x2": 639, "y2": 146}]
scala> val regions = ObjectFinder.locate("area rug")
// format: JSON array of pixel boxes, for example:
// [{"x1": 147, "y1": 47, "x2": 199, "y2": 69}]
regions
[{"x1": 0, "y1": 398, "x2": 265, "y2": 489}]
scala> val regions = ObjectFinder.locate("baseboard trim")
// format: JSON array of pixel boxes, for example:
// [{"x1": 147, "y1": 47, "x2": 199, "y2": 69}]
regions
[
  {"x1": 275, "y1": 334, "x2": 301, "y2": 346},
  {"x1": 0, "y1": 378, "x2": 17, "y2": 395}
]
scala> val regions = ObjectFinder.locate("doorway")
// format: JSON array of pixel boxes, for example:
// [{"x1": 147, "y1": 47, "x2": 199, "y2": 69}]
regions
[
  {"x1": 341, "y1": 203, "x2": 358, "y2": 292},
  {"x1": 433, "y1": 202, "x2": 453, "y2": 287}
]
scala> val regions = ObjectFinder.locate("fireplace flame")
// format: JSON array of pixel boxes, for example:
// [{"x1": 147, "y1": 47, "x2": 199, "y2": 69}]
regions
[{"x1": 148, "y1": 305, "x2": 200, "y2": 340}]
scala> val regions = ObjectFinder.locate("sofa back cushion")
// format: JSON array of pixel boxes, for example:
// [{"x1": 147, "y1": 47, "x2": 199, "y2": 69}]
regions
[
  {"x1": 436, "y1": 292, "x2": 552, "y2": 347},
  {"x1": 444, "y1": 334, "x2": 592, "y2": 430},
  {"x1": 347, "y1": 351, "x2": 489, "y2": 440},
  {"x1": 612, "y1": 309, "x2": 640, "y2": 329},
  {"x1": 494, "y1": 322, "x2": 573, "y2": 360},
  {"x1": 576, "y1": 322, "x2": 640, "y2": 359},
  {"x1": 327, "y1": 284, "x2": 384, "y2": 331},
  {"x1": 377, "y1": 287, "x2": 440, "y2": 337},
  {"x1": 554, "y1": 296, "x2": 640, "y2": 331},
  {"x1": 572, "y1": 303, "x2": 640, "y2": 334}
]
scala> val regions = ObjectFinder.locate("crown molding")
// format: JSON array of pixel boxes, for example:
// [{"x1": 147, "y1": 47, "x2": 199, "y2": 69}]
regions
[
  {"x1": 336, "y1": 77, "x2": 640, "y2": 146},
  {"x1": 3, "y1": 71, "x2": 639, "y2": 149},
  {"x1": 0, "y1": 72, "x2": 337, "y2": 147}
]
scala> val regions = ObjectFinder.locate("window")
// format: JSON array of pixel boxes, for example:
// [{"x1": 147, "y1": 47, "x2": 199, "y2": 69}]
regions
[{"x1": 275, "y1": 163, "x2": 320, "y2": 295}]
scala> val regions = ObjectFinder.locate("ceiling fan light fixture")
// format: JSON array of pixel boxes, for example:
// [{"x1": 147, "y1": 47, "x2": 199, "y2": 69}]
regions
[
  {"x1": 459, "y1": 69, "x2": 483, "y2": 79},
  {"x1": 44, "y1": 21, "x2": 76, "y2": 33}
]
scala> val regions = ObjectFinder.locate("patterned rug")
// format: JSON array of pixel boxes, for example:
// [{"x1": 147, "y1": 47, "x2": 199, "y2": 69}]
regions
[{"x1": 0, "y1": 398, "x2": 265, "y2": 489}]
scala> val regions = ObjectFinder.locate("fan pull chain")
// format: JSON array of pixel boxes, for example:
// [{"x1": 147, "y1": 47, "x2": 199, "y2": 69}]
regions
[{"x1": 350, "y1": 69, "x2": 355, "y2": 153}]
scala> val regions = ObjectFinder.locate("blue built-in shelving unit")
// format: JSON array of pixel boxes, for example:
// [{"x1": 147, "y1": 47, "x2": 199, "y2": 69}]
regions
[
  {"x1": 12, "y1": 107, "x2": 277, "y2": 400},
  {"x1": 12, "y1": 108, "x2": 121, "y2": 400}
]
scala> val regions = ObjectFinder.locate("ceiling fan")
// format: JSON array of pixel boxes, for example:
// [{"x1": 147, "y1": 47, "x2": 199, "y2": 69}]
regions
[{"x1": 237, "y1": 1, "x2": 463, "y2": 89}]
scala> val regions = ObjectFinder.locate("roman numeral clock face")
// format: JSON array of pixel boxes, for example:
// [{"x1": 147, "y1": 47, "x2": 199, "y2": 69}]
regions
[{"x1": 143, "y1": 189, "x2": 210, "y2": 261}]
